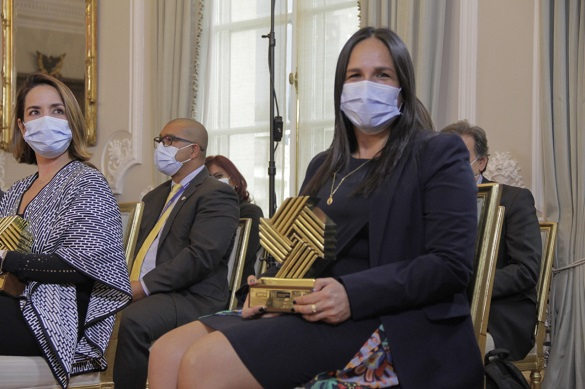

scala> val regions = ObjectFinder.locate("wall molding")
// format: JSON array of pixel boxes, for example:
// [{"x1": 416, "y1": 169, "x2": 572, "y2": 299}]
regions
[
  {"x1": 531, "y1": 2, "x2": 544, "y2": 218},
  {"x1": 0, "y1": 152, "x2": 5, "y2": 190},
  {"x1": 101, "y1": 0, "x2": 144, "y2": 195},
  {"x1": 458, "y1": 0, "x2": 478, "y2": 122}
]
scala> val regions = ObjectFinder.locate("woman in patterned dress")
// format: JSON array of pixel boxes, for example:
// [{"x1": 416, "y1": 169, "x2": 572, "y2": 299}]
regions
[
  {"x1": 148, "y1": 27, "x2": 484, "y2": 389},
  {"x1": 0, "y1": 73, "x2": 132, "y2": 388}
]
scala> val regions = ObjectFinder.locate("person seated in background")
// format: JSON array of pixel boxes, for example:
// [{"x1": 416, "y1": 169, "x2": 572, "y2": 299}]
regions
[
  {"x1": 0, "y1": 73, "x2": 131, "y2": 388},
  {"x1": 113, "y1": 118, "x2": 240, "y2": 389},
  {"x1": 205, "y1": 155, "x2": 264, "y2": 288},
  {"x1": 147, "y1": 27, "x2": 484, "y2": 389},
  {"x1": 441, "y1": 120, "x2": 542, "y2": 360}
]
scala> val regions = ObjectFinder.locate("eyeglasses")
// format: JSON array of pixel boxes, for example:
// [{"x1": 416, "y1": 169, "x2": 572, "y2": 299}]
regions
[{"x1": 154, "y1": 135, "x2": 204, "y2": 150}]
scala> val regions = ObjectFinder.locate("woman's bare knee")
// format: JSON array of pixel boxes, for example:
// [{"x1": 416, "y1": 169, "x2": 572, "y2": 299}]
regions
[
  {"x1": 177, "y1": 331, "x2": 261, "y2": 389},
  {"x1": 148, "y1": 321, "x2": 216, "y2": 389}
]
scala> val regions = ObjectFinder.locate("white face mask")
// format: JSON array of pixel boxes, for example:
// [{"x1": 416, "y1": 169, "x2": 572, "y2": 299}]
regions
[
  {"x1": 217, "y1": 177, "x2": 231, "y2": 185},
  {"x1": 154, "y1": 142, "x2": 193, "y2": 176},
  {"x1": 340, "y1": 81, "x2": 402, "y2": 135},
  {"x1": 23, "y1": 116, "x2": 72, "y2": 158}
]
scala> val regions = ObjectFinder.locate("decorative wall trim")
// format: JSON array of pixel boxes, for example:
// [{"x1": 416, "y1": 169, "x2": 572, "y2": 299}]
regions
[
  {"x1": 140, "y1": 185, "x2": 154, "y2": 201},
  {"x1": 458, "y1": 0, "x2": 478, "y2": 122},
  {"x1": 191, "y1": 0, "x2": 205, "y2": 118},
  {"x1": 531, "y1": 2, "x2": 544, "y2": 217},
  {"x1": 101, "y1": 0, "x2": 144, "y2": 194},
  {"x1": 484, "y1": 151, "x2": 526, "y2": 188},
  {"x1": 102, "y1": 131, "x2": 134, "y2": 194},
  {"x1": 0, "y1": 152, "x2": 5, "y2": 190}
]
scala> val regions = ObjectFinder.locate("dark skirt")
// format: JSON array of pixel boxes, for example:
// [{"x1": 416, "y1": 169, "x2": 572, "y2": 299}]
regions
[{"x1": 200, "y1": 312, "x2": 380, "y2": 388}]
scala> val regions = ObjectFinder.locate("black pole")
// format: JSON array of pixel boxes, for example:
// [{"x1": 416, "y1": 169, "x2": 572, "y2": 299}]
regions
[{"x1": 264, "y1": 0, "x2": 277, "y2": 218}]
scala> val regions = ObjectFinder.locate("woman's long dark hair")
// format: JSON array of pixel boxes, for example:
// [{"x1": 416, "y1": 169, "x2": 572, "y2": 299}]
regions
[{"x1": 302, "y1": 27, "x2": 433, "y2": 197}]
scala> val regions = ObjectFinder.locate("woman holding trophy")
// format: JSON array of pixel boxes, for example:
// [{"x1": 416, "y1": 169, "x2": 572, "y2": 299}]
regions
[
  {"x1": 149, "y1": 27, "x2": 484, "y2": 389},
  {"x1": 0, "y1": 73, "x2": 131, "y2": 388}
]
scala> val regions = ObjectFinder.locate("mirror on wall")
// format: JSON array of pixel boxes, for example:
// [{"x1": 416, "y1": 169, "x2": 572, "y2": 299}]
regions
[{"x1": 1, "y1": 0, "x2": 97, "y2": 151}]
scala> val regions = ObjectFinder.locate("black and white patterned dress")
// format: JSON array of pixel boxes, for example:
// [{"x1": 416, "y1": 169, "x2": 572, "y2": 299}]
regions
[{"x1": 0, "y1": 161, "x2": 132, "y2": 388}]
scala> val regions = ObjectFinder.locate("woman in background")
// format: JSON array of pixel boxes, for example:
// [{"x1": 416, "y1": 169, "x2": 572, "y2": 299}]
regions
[
  {"x1": 0, "y1": 73, "x2": 131, "y2": 388},
  {"x1": 149, "y1": 27, "x2": 483, "y2": 389},
  {"x1": 205, "y1": 155, "x2": 264, "y2": 286}
]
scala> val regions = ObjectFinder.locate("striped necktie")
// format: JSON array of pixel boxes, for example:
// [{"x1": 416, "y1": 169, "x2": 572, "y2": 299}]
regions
[{"x1": 130, "y1": 183, "x2": 182, "y2": 281}]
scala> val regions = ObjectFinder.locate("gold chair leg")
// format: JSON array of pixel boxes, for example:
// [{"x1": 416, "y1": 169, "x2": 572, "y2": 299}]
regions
[{"x1": 530, "y1": 369, "x2": 542, "y2": 389}]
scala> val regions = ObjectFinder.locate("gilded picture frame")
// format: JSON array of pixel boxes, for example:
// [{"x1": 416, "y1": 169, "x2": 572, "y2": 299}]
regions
[{"x1": 0, "y1": 0, "x2": 97, "y2": 151}]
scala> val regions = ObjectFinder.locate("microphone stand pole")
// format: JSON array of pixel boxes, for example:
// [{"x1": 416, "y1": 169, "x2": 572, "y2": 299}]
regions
[{"x1": 265, "y1": 0, "x2": 277, "y2": 218}]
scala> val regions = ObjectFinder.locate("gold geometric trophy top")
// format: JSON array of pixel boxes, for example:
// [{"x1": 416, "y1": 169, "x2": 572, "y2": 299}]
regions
[
  {"x1": 259, "y1": 196, "x2": 336, "y2": 279},
  {"x1": 0, "y1": 215, "x2": 34, "y2": 253}
]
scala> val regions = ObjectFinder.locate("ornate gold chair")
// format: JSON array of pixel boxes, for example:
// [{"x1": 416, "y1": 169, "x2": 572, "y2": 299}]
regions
[
  {"x1": 227, "y1": 218, "x2": 252, "y2": 310},
  {"x1": 513, "y1": 222, "x2": 558, "y2": 389},
  {"x1": 0, "y1": 201, "x2": 143, "y2": 389},
  {"x1": 470, "y1": 183, "x2": 505, "y2": 357}
]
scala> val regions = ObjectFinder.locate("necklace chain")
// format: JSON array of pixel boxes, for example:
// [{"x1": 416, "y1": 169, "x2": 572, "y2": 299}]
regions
[{"x1": 327, "y1": 160, "x2": 370, "y2": 205}]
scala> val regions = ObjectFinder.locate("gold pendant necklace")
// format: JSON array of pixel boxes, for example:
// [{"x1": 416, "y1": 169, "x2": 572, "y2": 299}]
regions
[{"x1": 327, "y1": 160, "x2": 370, "y2": 205}]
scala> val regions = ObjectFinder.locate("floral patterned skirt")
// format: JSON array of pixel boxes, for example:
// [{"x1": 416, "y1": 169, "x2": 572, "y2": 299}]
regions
[{"x1": 303, "y1": 324, "x2": 399, "y2": 388}]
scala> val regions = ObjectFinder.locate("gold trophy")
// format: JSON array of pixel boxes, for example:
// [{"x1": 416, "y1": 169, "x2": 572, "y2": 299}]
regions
[
  {"x1": 0, "y1": 216, "x2": 33, "y2": 296},
  {"x1": 249, "y1": 196, "x2": 335, "y2": 312}
]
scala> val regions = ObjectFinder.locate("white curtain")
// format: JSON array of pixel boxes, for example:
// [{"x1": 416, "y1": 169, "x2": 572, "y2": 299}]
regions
[
  {"x1": 149, "y1": 0, "x2": 207, "y2": 185},
  {"x1": 540, "y1": 0, "x2": 585, "y2": 388},
  {"x1": 358, "y1": 0, "x2": 447, "y2": 123},
  {"x1": 153, "y1": 0, "x2": 199, "y2": 131}
]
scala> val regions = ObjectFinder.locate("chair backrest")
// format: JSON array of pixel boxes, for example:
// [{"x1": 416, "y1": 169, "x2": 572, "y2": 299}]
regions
[
  {"x1": 227, "y1": 218, "x2": 252, "y2": 310},
  {"x1": 101, "y1": 201, "x2": 144, "y2": 384},
  {"x1": 118, "y1": 201, "x2": 145, "y2": 264},
  {"x1": 533, "y1": 222, "x2": 558, "y2": 352},
  {"x1": 470, "y1": 183, "x2": 504, "y2": 357}
]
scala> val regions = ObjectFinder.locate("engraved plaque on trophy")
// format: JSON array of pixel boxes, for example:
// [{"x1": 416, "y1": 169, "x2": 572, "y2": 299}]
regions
[
  {"x1": 249, "y1": 196, "x2": 336, "y2": 312},
  {"x1": 0, "y1": 216, "x2": 33, "y2": 296}
]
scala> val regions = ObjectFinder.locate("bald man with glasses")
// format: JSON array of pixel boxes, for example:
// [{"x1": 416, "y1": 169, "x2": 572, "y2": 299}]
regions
[{"x1": 114, "y1": 118, "x2": 239, "y2": 389}]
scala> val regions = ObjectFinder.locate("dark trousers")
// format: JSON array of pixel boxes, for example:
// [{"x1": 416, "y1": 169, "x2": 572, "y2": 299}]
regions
[
  {"x1": 0, "y1": 294, "x2": 42, "y2": 355},
  {"x1": 113, "y1": 292, "x2": 225, "y2": 389}
]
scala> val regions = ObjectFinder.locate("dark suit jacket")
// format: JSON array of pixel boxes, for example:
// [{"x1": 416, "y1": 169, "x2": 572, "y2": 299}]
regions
[
  {"x1": 302, "y1": 132, "x2": 484, "y2": 389},
  {"x1": 482, "y1": 177, "x2": 541, "y2": 360},
  {"x1": 139, "y1": 166, "x2": 239, "y2": 321}
]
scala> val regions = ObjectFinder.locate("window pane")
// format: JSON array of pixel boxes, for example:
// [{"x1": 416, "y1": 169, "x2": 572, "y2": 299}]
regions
[{"x1": 206, "y1": 1, "x2": 358, "y2": 215}]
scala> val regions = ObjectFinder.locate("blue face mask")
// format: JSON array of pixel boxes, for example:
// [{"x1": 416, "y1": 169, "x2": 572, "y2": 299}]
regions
[
  {"x1": 23, "y1": 116, "x2": 72, "y2": 158},
  {"x1": 154, "y1": 142, "x2": 193, "y2": 176},
  {"x1": 340, "y1": 81, "x2": 402, "y2": 135}
]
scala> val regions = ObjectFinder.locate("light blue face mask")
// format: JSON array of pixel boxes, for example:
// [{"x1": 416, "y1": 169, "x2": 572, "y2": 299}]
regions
[
  {"x1": 154, "y1": 142, "x2": 193, "y2": 176},
  {"x1": 23, "y1": 116, "x2": 72, "y2": 158},
  {"x1": 340, "y1": 81, "x2": 402, "y2": 135}
]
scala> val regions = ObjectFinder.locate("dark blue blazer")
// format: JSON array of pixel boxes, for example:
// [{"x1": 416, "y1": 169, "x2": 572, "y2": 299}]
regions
[{"x1": 303, "y1": 131, "x2": 484, "y2": 389}]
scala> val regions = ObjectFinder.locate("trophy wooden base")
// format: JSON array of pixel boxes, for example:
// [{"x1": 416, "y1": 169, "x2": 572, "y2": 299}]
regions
[
  {"x1": 249, "y1": 277, "x2": 315, "y2": 312},
  {"x1": 0, "y1": 272, "x2": 25, "y2": 296}
]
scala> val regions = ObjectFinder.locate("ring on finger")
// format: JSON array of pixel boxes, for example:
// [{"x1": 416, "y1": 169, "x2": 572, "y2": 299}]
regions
[{"x1": 311, "y1": 304, "x2": 317, "y2": 314}]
